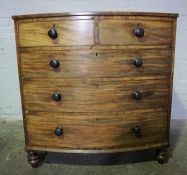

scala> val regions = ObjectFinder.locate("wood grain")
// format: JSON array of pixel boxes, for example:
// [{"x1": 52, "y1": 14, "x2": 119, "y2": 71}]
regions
[
  {"x1": 23, "y1": 77, "x2": 170, "y2": 112},
  {"x1": 21, "y1": 49, "x2": 171, "y2": 78},
  {"x1": 99, "y1": 20, "x2": 172, "y2": 45},
  {"x1": 18, "y1": 19, "x2": 94, "y2": 47},
  {"x1": 12, "y1": 12, "x2": 178, "y2": 156},
  {"x1": 13, "y1": 19, "x2": 30, "y2": 145},
  {"x1": 167, "y1": 19, "x2": 177, "y2": 141},
  {"x1": 26, "y1": 109, "x2": 168, "y2": 150},
  {"x1": 12, "y1": 12, "x2": 178, "y2": 20}
]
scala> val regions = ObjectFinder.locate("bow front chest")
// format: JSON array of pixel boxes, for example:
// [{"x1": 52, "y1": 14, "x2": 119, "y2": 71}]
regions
[{"x1": 12, "y1": 12, "x2": 178, "y2": 167}]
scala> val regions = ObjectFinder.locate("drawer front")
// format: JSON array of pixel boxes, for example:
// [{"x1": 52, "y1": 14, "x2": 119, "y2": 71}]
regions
[
  {"x1": 18, "y1": 20, "x2": 94, "y2": 47},
  {"x1": 99, "y1": 20, "x2": 172, "y2": 45},
  {"x1": 23, "y1": 77, "x2": 169, "y2": 112},
  {"x1": 21, "y1": 49, "x2": 171, "y2": 78},
  {"x1": 26, "y1": 110, "x2": 168, "y2": 149}
]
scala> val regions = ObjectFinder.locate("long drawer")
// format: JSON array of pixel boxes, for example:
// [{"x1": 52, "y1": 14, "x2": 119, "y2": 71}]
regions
[
  {"x1": 26, "y1": 109, "x2": 168, "y2": 150},
  {"x1": 23, "y1": 77, "x2": 169, "y2": 112},
  {"x1": 20, "y1": 49, "x2": 171, "y2": 78}
]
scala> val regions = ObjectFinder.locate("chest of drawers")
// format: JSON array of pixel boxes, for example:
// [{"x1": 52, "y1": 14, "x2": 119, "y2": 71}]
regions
[{"x1": 12, "y1": 12, "x2": 178, "y2": 167}]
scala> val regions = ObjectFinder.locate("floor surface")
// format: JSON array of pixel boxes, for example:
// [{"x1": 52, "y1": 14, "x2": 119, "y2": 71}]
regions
[{"x1": 0, "y1": 119, "x2": 186, "y2": 175}]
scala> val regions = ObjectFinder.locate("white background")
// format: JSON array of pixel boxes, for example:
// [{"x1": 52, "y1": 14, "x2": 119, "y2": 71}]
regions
[{"x1": 0, "y1": 0, "x2": 186, "y2": 119}]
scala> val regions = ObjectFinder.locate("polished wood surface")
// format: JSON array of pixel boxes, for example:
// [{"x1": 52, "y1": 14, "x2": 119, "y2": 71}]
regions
[
  {"x1": 26, "y1": 109, "x2": 168, "y2": 149},
  {"x1": 13, "y1": 12, "x2": 178, "y2": 159},
  {"x1": 99, "y1": 20, "x2": 172, "y2": 45},
  {"x1": 19, "y1": 20, "x2": 94, "y2": 47},
  {"x1": 23, "y1": 77, "x2": 169, "y2": 112},
  {"x1": 21, "y1": 49, "x2": 171, "y2": 78},
  {"x1": 12, "y1": 12, "x2": 178, "y2": 19}
]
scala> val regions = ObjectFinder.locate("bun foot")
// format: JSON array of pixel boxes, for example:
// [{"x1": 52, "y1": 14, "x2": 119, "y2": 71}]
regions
[
  {"x1": 156, "y1": 149, "x2": 168, "y2": 164},
  {"x1": 27, "y1": 151, "x2": 47, "y2": 168}
]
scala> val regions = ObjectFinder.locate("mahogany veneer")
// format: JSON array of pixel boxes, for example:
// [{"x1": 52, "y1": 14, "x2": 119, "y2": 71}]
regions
[{"x1": 12, "y1": 12, "x2": 178, "y2": 167}]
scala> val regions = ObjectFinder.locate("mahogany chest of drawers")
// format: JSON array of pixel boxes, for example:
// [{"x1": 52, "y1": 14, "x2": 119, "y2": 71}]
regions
[{"x1": 12, "y1": 12, "x2": 178, "y2": 167}]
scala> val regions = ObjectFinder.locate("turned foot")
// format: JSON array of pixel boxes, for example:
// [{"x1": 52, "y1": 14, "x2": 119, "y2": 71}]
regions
[
  {"x1": 156, "y1": 149, "x2": 168, "y2": 164},
  {"x1": 27, "y1": 151, "x2": 47, "y2": 168}
]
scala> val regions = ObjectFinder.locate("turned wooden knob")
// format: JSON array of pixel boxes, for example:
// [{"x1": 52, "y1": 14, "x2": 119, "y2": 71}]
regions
[
  {"x1": 48, "y1": 27, "x2": 58, "y2": 39},
  {"x1": 132, "y1": 125, "x2": 142, "y2": 137},
  {"x1": 133, "y1": 90, "x2": 142, "y2": 100},
  {"x1": 50, "y1": 59, "x2": 60, "y2": 68},
  {"x1": 134, "y1": 26, "x2": 144, "y2": 37},
  {"x1": 133, "y1": 58, "x2": 143, "y2": 67},
  {"x1": 52, "y1": 92, "x2": 61, "y2": 102},
  {"x1": 55, "y1": 127, "x2": 63, "y2": 136}
]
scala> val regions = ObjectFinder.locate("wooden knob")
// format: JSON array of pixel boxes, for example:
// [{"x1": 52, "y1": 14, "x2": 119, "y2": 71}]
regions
[
  {"x1": 133, "y1": 90, "x2": 142, "y2": 100},
  {"x1": 48, "y1": 27, "x2": 58, "y2": 39},
  {"x1": 133, "y1": 58, "x2": 143, "y2": 67},
  {"x1": 50, "y1": 59, "x2": 60, "y2": 68},
  {"x1": 132, "y1": 125, "x2": 141, "y2": 136},
  {"x1": 134, "y1": 26, "x2": 144, "y2": 37},
  {"x1": 52, "y1": 92, "x2": 61, "y2": 102},
  {"x1": 55, "y1": 127, "x2": 63, "y2": 136}
]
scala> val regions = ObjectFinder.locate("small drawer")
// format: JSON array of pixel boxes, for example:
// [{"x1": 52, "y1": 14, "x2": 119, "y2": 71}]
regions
[
  {"x1": 26, "y1": 110, "x2": 168, "y2": 150},
  {"x1": 18, "y1": 19, "x2": 94, "y2": 47},
  {"x1": 23, "y1": 77, "x2": 169, "y2": 113},
  {"x1": 20, "y1": 49, "x2": 171, "y2": 78},
  {"x1": 98, "y1": 19, "x2": 172, "y2": 45}
]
